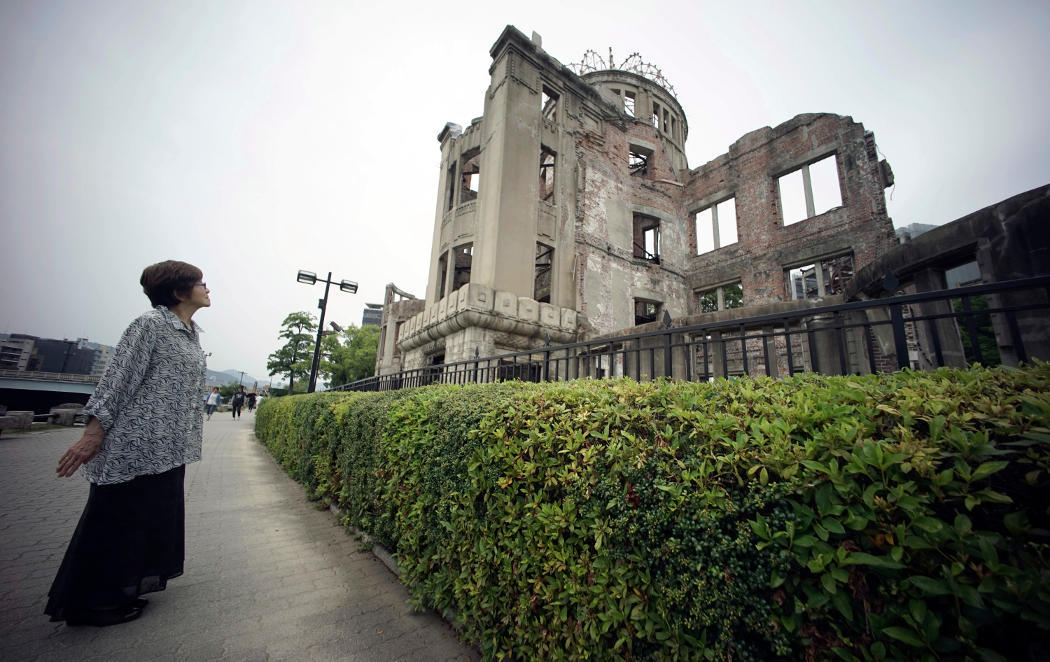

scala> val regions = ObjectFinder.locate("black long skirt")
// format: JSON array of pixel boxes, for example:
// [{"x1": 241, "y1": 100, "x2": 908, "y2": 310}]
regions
[{"x1": 45, "y1": 465, "x2": 186, "y2": 622}]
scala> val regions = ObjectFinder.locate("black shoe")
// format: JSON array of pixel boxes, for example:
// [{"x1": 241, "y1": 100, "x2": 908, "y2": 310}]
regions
[{"x1": 65, "y1": 602, "x2": 144, "y2": 627}]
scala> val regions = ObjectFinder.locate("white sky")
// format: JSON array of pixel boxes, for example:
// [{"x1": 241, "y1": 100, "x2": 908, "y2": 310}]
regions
[{"x1": 2, "y1": 0, "x2": 1049, "y2": 384}]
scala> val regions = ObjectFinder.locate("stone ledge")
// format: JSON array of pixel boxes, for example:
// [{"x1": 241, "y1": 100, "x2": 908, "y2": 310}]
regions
[{"x1": 399, "y1": 283, "x2": 580, "y2": 353}]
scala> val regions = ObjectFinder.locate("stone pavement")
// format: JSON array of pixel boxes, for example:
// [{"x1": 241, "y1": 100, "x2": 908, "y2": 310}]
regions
[{"x1": 0, "y1": 414, "x2": 479, "y2": 661}]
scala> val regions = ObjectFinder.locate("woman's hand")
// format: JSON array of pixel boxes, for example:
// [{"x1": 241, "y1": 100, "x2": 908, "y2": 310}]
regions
[{"x1": 56, "y1": 418, "x2": 104, "y2": 478}]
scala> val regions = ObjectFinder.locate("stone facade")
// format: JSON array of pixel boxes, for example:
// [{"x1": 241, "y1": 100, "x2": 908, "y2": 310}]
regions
[
  {"x1": 391, "y1": 26, "x2": 897, "y2": 372},
  {"x1": 374, "y1": 283, "x2": 425, "y2": 376}
]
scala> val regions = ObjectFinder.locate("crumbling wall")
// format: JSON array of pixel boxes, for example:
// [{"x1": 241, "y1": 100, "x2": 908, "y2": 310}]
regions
[{"x1": 684, "y1": 113, "x2": 898, "y2": 309}]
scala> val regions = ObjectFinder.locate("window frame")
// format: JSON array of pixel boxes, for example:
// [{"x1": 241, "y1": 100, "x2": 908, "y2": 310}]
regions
[
  {"x1": 694, "y1": 197, "x2": 738, "y2": 255},
  {"x1": 695, "y1": 281, "x2": 744, "y2": 313},
  {"x1": 541, "y1": 85, "x2": 560, "y2": 122},
  {"x1": 784, "y1": 252, "x2": 855, "y2": 300},
  {"x1": 632, "y1": 213, "x2": 661, "y2": 264},
  {"x1": 634, "y1": 298, "x2": 662, "y2": 326},
  {"x1": 539, "y1": 146, "x2": 556, "y2": 203},
  {"x1": 777, "y1": 153, "x2": 843, "y2": 226}
]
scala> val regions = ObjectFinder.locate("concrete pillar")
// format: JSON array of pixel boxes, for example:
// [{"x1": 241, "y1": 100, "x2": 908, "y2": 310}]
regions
[
  {"x1": 912, "y1": 268, "x2": 967, "y2": 368},
  {"x1": 762, "y1": 326, "x2": 779, "y2": 377},
  {"x1": 805, "y1": 313, "x2": 846, "y2": 376},
  {"x1": 708, "y1": 331, "x2": 725, "y2": 379}
]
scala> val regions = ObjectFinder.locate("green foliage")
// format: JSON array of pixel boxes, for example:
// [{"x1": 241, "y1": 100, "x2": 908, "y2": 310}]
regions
[
  {"x1": 254, "y1": 362, "x2": 1050, "y2": 661},
  {"x1": 267, "y1": 311, "x2": 317, "y2": 393},
  {"x1": 325, "y1": 324, "x2": 381, "y2": 388},
  {"x1": 217, "y1": 381, "x2": 240, "y2": 400},
  {"x1": 951, "y1": 295, "x2": 1001, "y2": 367}
]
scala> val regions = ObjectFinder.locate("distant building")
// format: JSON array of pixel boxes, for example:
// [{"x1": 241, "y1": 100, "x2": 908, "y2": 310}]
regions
[
  {"x1": 82, "y1": 341, "x2": 114, "y2": 375},
  {"x1": 32, "y1": 338, "x2": 96, "y2": 374},
  {"x1": 0, "y1": 335, "x2": 35, "y2": 371},
  {"x1": 0, "y1": 333, "x2": 111, "y2": 375},
  {"x1": 362, "y1": 304, "x2": 383, "y2": 327},
  {"x1": 895, "y1": 222, "x2": 939, "y2": 241}
]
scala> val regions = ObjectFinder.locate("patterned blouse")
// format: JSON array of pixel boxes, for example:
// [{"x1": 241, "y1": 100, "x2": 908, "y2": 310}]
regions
[{"x1": 81, "y1": 306, "x2": 207, "y2": 484}]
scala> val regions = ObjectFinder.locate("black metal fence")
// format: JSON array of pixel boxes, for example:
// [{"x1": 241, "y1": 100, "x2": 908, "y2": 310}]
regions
[{"x1": 332, "y1": 275, "x2": 1050, "y2": 393}]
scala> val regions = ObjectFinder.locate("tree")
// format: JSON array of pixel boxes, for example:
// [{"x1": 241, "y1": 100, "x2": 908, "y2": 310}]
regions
[
  {"x1": 324, "y1": 324, "x2": 381, "y2": 388},
  {"x1": 218, "y1": 381, "x2": 240, "y2": 401},
  {"x1": 267, "y1": 312, "x2": 317, "y2": 393}
]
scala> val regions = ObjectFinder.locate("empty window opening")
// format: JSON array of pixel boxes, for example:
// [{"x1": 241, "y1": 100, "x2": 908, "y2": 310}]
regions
[
  {"x1": 786, "y1": 253, "x2": 854, "y2": 300},
  {"x1": 779, "y1": 154, "x2": 843, "y2": 225},
  {"x1": 534, "y1": 243, "x2": 553, "y2": 303},
  {"x1": 541, "y1": 86, "x2": 559, "y2": 122},
  {"x1": 695, "y1": 198, "x2": 738, "y2": 254},
  {"x1": 696, "y1": 282, "x2": 743, "y2": 313},
  {"x1": 394, "y1": 321, "x2": 404, "y2": 349},
  {"x1": 436, "y1": 252, "x2": 448, "y2": 300},
  {"x1": 671, "y1": 116, "x2": 677, "y2": 140},
  {"x1": 633, "y1": 213, "x2": 661, "y2": 264},
  {"x1": 624, "y1": 90, "x2": 636, "y2": 116},
  {"x1": 539, "y1": 147, "x2": 556, "y2": 202},
  {"x1": 453, "y1": 244, "x2": 473, "y2": 292},
  {"x1": 945, "y1": 260, "x2": 981, "y2": 289},
  {"x1": 662, "y1": 109, "x2": 670, "y2": 134},
  {"x1": 634, "y1": 299, "x2": 662, "y2": 326},
  {"x1": 628, "y1": 148, "x2": 650, "y2": 177},
  {"x1": 446, "y1": 164, "x2": 456, "y2": 211},
  {"x1": 460, "y1": 151, "x2": 480, "y2": 203},
  {"x1": 652, "y1": 102, "x2": 660, "y2": 129}
]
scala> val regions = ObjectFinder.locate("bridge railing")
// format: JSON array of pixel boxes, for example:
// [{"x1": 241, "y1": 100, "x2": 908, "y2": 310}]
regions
[
  {"x1": 0, "y1": 369, "x2": 100, "y2": 384},
  {"x1": 331, "y1": 275, "x2": 1050, "y2": 393}
]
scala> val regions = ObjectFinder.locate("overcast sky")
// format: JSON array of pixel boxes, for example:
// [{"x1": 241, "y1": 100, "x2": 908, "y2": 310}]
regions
[{"x1": 2, "y1": 0, "x2": 1048, "y2": 385}]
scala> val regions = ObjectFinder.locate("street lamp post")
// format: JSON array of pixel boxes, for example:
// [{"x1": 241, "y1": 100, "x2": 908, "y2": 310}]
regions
[{"x1": 297, "y1": 270, "x2": 358, "y2": 393}]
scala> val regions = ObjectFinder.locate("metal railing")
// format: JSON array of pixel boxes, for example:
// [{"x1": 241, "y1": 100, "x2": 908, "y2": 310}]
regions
[
  {"x1": 332, "y1": 276, "x2": 1050, "y2": 393},
  {"x1": 0, "y1": 369, "x2": 100, "y2": 384}
]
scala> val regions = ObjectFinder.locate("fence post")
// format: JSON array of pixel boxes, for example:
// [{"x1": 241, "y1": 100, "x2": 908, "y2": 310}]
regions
[
  {"x1": 543, "y1": 332, "x2": 551, "y2": 382},
  {"x1": 889, "y1": 303, "x2": 911, "y2": 370}
]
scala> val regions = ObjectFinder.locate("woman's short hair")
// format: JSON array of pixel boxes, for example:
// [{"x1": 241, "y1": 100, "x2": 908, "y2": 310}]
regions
[{"x1": 140, "y1": 260, "x2": 203, "y2": 307}]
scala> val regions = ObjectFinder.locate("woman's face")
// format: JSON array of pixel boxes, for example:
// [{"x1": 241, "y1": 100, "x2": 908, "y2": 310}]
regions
[
  {"x1": 176, "y1": 279, "x2": 211, "y2": 311},
  {"x1": 184, "y1": 279, "x2": 211, "y2": 308}
]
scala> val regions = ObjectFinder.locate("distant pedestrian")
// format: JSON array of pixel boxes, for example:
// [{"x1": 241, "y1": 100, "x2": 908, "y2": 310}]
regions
[
  {"x1": 231, "y1": 386, "x2": 246, "y2": 419},
  {"x1": 47, "y1": 260, "x2": 210, "y2": 627},
  {"x1": 205, "y1": 387, "x2": 220, "y2": 420},
  {"x1": 246, "y1": 392, "x2": 257, "y2": 413}
]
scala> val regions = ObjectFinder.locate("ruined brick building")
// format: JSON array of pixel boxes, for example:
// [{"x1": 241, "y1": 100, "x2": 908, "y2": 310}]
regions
[{"x1": 375, "y1": 25, "x2": 902, "y2": 376}]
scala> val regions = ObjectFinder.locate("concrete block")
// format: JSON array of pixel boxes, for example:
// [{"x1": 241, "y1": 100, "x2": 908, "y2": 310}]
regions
[
  {"x1": 48, "y1": 410, "x2": 76, "y2": 426},
  {"x1": 494, "y1": 290, "x2": 518, "y2": 317},
  {"x1": 517, "y1": 297, "x2": 539, "y2": 323},
  {"x1": 437, "y1": 298, "x2": 449, "y2": 321},
  {"x1": 539, "y1": 303, "x2": 559, "y2": 327},
  {"x1": 560, "y1": 308, "x2": 578, "y2": 331},
  {"x1": 5, "y1": 411, "x2": 33, "y2": 429},
  {"x1": 463, "y1": 283, "x2": 494, "y2": 313},
  {"x1": 455, "y1": 285, "x2": 470, "y2": 312}
]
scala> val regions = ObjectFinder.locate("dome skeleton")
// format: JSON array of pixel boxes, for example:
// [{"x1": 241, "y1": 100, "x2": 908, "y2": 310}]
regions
[{"x1": 569, "y1": 48, "x2": 678, "y2": 96}]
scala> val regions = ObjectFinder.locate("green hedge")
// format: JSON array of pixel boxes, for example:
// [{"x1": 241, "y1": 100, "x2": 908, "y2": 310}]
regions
[{"x1": 255, "y1": 364, "x2": 1050, "y2": 661}]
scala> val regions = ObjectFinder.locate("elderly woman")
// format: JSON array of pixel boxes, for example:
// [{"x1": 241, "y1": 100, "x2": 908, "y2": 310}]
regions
[{"x1": 45, "y1": 260, "x2": 210, "y2": 627}]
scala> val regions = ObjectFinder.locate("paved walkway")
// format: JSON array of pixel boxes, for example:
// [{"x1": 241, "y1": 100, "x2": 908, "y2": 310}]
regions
[{"x1": 0, "y1": 415, "x2": 478, "y2": 661}]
